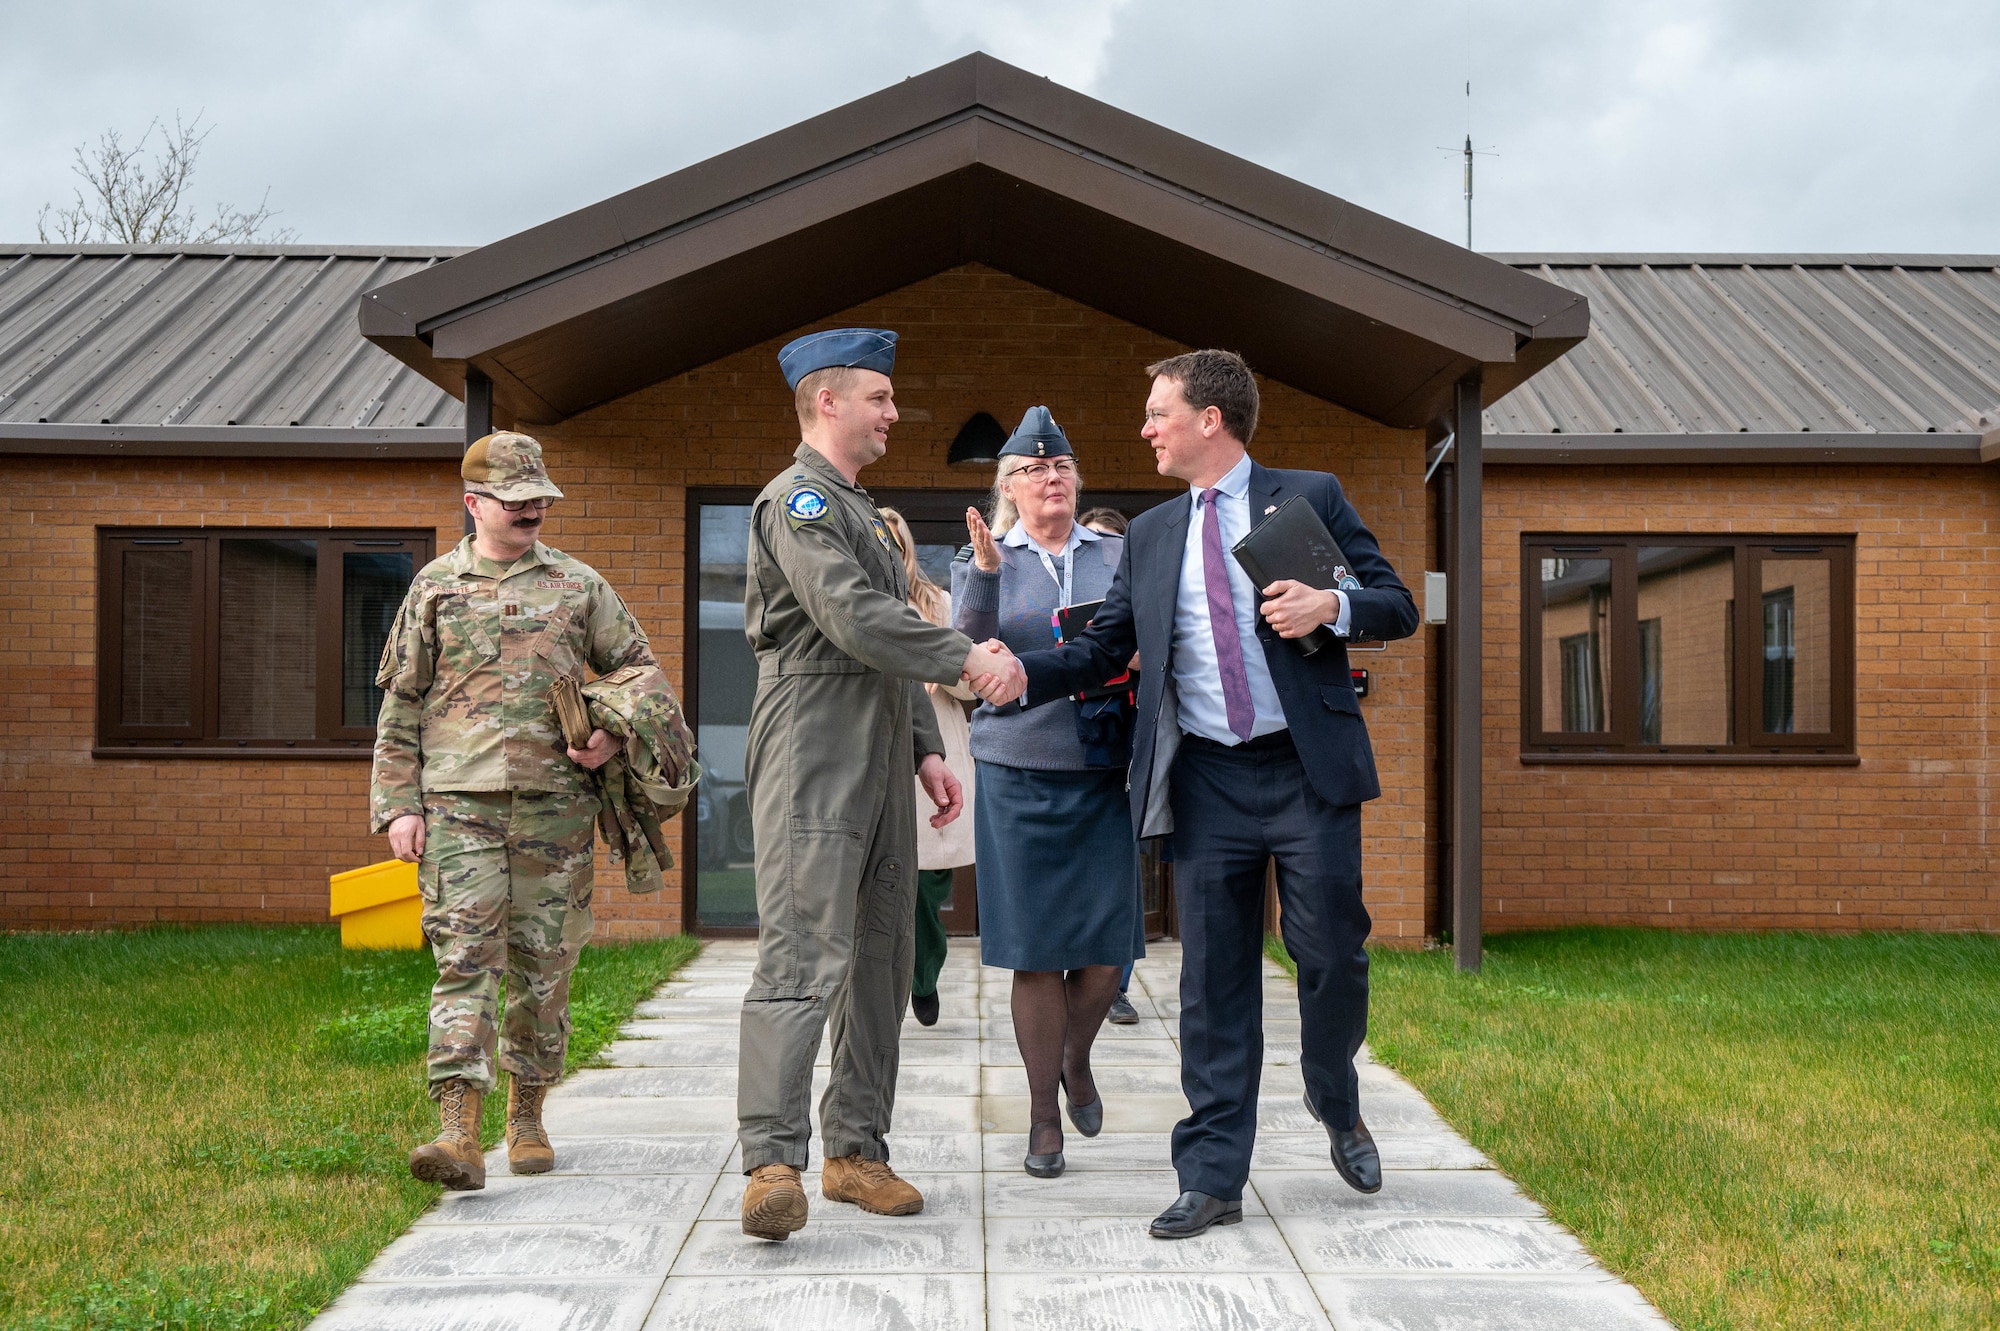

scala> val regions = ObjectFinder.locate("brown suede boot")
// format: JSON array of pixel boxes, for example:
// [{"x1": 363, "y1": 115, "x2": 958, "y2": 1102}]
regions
[
  {"x1": 821, "y1": 1154, "x2": 924, "y2": 1216},
  {"x1": 506, "y1": 1080, "x2": 555, "y2": 1175},
  {"x1": 408, "y1": 1077, "x2": 486, "y2": 1191},
  {"x1": 741, "y1": 1163, "x2": 809, "y2": 1241}
]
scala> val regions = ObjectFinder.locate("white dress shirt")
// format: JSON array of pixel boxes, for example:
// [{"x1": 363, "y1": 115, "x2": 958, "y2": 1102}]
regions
[{"x1": 1170, "y1": 452, "x2": 1349, "y2": 746}]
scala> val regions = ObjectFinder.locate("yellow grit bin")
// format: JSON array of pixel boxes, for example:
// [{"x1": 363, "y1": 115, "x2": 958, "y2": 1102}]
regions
[{"x1": 329, "y1": 860, "x2": 426, "y2": 949}]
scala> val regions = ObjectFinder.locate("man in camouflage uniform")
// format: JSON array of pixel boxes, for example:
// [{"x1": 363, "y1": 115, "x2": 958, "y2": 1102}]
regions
[
  {"x1": 372, "y1": 431, "x2": 656, "y2": 1191},
  {"x1": 736, "y1": 328, "x2": 1023, "y2": 1240}
]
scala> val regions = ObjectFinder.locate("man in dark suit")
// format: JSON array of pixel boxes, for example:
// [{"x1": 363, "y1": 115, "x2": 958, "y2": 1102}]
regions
[{"x1": 971, "y1": 349, "x2": 1419, "y2": 1238}]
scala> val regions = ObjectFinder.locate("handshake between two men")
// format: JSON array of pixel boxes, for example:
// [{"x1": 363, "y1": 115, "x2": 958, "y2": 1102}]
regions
[
  {"x1": 961, "y1": 639, "x2": 1028, "y2": 707},
  {"x1": 954, "y1": 577, "x2": 1349, "y2": 713}
]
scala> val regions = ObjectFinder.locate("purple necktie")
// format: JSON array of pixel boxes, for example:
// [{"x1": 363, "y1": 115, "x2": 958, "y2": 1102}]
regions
[{"x1": 1201, "y1": 488, "x2": 1256, "y2": 742}]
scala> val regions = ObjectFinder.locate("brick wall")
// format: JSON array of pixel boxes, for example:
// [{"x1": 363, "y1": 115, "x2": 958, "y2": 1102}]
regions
[
  {"x1": 1484, "y1": 463, "x2": 2000, "y2": 932},
  {"x1": 0, "y1": 458, "x2": 463, "y2": 929},
  {"x1": 0, "y1": 264, "x2": 1434, "y2": 941}
]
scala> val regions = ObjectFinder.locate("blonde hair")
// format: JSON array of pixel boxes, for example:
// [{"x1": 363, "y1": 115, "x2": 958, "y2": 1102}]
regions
[
  {"x1": 793, "y1": 365, "x2": 865, "y2": 431},
  {"x1": 988, "y1": 455, "x2": 1084, "y2": 536},
  {"x1": 877, "y1": 508, "x2": 947, "y2": 627}
]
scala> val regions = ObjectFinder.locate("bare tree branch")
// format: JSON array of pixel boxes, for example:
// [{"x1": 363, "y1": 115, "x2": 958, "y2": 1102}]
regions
[{"x1": 34, "y1": 112, "x2": 296, "y2": 246}]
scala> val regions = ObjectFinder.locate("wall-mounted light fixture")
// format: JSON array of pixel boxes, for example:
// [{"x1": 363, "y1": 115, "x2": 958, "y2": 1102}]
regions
[{"x1": 947, "y1": 411, "x2": 1006, "y2": 467}]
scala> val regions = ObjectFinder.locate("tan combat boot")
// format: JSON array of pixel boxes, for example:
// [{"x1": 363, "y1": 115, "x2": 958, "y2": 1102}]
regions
[
  {"x1": 741, "y1": 1163, "x2": 810, "y2": 1241},
  {"x1": 506, "y1": 1080, "x2": 555, "y2": 1175},
  {"x1": 821, "y1": 1154, "x2": 925, "y2": 1216},
  {"x1": 408, "y1": 1077, "x2": 486, "y2": 1191}
]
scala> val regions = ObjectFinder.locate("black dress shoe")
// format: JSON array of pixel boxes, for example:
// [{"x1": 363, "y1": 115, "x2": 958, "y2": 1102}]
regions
[
  {"x1": 1304, "y1": 1094, "x2": 1382, "y2": 1194},
  {"x1": 1060, "y1": 1073, "x2": 1103, "y2": 1137},
  {"x1": 910, "y1": 991, "x2": 939, "y2": 1027},
  {"x1": 1024, "y1": 1120, "x2": 1065, "y2": 1177},
  {"x1": 1148, "y1": 1190, "x2": 1243, "y2": 1239},
  {"x1": 1106, "y1": 993, "x2": 1139, "y2": 1024}
]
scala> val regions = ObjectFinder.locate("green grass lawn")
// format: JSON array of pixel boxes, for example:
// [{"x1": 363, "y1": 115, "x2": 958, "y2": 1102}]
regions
[
  {"x1": 0, "y1": 925, "x2": 699, "y2": 1331},
  {"x1": 1270, "y1": 928, "x2": 2000, "y2": 1330}
]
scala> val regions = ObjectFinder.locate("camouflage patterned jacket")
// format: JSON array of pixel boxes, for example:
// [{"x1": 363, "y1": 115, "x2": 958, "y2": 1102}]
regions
[
  {"x1": 369, "y1": 536, "x2": 657, "y2": 832},
  {"x1": 584, "y1": 664, "x2": 701, "y2": 894}
]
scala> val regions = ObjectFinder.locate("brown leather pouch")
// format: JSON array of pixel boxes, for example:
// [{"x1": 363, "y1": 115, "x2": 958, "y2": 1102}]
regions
[{"x1": 550, "y1": 672, "x2": 593, "y2": 749}]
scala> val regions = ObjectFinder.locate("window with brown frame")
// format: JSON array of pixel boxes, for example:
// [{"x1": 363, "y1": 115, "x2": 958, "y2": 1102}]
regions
[
  {"x1": 97, "y1": 528, "x2": 435, "y2": 757},
  {"x1": 1521, "y1": 535, "x2": 1855, "y2": 762}
]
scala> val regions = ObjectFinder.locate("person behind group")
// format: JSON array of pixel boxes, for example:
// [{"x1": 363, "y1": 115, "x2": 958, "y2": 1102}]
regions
[
  {"x1": 733, "y1": 328, "x2": 1018, "y2": 1242},
  {"x1": 372, "y1": 431, "x2": 656, "y2": 1191},
  {"x1": 1077, "y1": 505, "x2": 1142, "y2": 1028},
  {"x1": 879, "y1": 507, "x2": 977, "y2": 1028},
  {"x1": 952, "y1": 407, "x2": 1144, "y2": 1179},
  {"x1": 972, "y1": 350, "x2": 1419, "y2": 1238}
]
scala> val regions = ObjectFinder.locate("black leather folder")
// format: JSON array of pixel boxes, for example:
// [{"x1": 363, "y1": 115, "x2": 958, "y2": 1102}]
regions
[
  {"x1": 1229, "y1": 494, "x2": 1360, "y2": 656},
  {"x1": 1053, "y1": 599, "x2": 1133, "y2": 699}
]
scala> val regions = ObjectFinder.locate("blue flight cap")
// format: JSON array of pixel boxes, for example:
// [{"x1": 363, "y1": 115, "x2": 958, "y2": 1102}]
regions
[
  {"x1": 997, "y1": 405, "x2": 1072, "y2": 459},
  {"x1": 778, "y1": 327, "x2": 898, "y2": 390}
]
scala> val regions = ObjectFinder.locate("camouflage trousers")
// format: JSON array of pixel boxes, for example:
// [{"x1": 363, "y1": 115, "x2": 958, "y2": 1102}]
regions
[{"x1": 418, "y1": 788, "x2": 599, "y2": 1098}]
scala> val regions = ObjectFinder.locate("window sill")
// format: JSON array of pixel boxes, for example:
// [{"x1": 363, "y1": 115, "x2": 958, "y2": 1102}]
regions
[
  {"x1": 1520, "y1": 751, "x2": 1859, "y2": 767},
  {"x1": 92, "y1": 744, "x2": 374, "y2": 760}
]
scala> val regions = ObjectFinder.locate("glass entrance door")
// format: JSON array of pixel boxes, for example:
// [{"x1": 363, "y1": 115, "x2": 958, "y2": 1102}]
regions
[
  {"x1": 693, "y1": 504, "x2": 759, "y2": 930},
  {"x1": 688, "y1": 493, "x2": 988, "y2": 933}
]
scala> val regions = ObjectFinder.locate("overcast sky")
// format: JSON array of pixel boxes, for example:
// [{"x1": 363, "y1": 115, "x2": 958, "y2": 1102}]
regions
[{"x1": 4, "y1": 0, "x2": 1995, "y2": 255}]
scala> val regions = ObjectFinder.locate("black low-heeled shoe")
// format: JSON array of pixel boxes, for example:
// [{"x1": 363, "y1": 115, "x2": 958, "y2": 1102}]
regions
[
  {"x1": 910, "y1": 990, "x2": 939, "y2": 1027},
  {"x1": 1060, "y1": 1073, "x2": 1103, "y2": 1137},
  {"x1": 1023, "y1": 1120, "x2": 1065, "y2": 1178}
]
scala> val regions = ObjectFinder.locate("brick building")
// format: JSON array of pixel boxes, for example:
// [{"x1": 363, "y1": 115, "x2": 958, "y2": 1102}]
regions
[{"x1": 4, "y1": 56, "x2": 1995, "y2": 942}]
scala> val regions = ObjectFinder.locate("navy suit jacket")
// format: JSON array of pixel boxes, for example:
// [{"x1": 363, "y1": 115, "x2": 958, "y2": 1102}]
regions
[{"x1": 1017, "y1": 462, "x2": 1419, "y2": 837}]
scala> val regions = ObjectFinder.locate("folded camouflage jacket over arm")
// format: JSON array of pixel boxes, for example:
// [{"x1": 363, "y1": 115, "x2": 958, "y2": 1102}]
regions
[{"x1": 583, "y1": 664, "x2": 701, "y2": 894}]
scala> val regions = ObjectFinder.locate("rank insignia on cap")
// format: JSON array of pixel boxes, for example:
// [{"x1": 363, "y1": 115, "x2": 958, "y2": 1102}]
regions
[
  {"x1": 998, "y1": 405, "x2": 1073, "y2": 460},
  {"x1": 784, "y1": 485, "x2": 830, "y2": 527}
]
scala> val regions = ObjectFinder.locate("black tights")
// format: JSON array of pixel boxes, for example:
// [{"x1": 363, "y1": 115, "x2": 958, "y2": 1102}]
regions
[{"x1": 1011, "y1": 964, "x2": 1124, "y2": 1155}]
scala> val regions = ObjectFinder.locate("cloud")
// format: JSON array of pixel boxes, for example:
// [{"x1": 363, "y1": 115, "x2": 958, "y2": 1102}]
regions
[{"x1": 1, "y1": 0, "x2": 1994, "y2": 251}]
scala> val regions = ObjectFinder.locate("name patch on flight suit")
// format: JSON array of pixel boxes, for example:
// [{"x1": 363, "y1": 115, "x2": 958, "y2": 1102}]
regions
[{"x1": 784, "y1": 485, "x2": 830, "y2": 528}]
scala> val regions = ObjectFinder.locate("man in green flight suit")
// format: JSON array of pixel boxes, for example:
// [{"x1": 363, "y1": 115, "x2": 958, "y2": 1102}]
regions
[
  {"x1": 736, "y1": 328, "x2": 1023, "y2": 1240},
  {"x1": 372, "y1": 431, "x2": 657, "y2": 1191}
]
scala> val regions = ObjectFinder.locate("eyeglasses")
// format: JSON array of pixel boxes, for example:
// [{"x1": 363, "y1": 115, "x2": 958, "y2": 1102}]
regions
[
  {"x1": 1012, "y1": 460, "x2": 1078, "y2": 483},
  {"x1": 470, "y1": 491, "x2": 555, "y2": 513},
  {"x1": 1143, "y1": 408, "x2": 1188, "y2": 427}
]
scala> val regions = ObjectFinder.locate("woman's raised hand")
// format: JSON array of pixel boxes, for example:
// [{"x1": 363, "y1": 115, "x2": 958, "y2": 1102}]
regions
[{"x1": 966, "y1": 507, "x2": 1001, "y2": 572}]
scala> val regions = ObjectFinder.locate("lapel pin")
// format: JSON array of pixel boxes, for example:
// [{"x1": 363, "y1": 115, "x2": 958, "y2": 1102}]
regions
[{"x1": 1263, "y1": 505, "x2": 1277, "y2": 515}]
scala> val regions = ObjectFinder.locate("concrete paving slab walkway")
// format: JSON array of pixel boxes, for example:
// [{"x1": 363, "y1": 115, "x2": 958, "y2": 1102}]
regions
[{"x1": 313, "y1": 940, "x2": 1671, "y2": 1330}]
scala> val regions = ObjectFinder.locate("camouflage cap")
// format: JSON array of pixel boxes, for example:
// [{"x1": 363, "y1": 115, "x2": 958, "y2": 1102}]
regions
[{"x1": 462, "y1": 432, "x2": 563, "y2": 501}]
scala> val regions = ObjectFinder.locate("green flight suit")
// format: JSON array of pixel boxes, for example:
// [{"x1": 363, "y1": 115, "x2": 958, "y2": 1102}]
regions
[{"x1": 737, "y1": 444, "x2": 973, "y2": 1172}]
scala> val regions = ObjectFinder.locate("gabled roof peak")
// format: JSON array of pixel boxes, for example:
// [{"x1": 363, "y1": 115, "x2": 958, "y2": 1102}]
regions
[{"x1": 361, "y1": 52, "x2": 1585, "y2": 428}]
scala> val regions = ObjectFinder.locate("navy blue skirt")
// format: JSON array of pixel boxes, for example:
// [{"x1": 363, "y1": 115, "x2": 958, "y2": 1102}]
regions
[{"x1": 973, "y1": 760, "x2": 1145, "y2": 972}]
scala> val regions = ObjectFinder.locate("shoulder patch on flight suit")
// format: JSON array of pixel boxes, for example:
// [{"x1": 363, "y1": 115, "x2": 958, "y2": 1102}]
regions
[{"x1": 784, "y1": 484, "x2": 830, "y2": 528}]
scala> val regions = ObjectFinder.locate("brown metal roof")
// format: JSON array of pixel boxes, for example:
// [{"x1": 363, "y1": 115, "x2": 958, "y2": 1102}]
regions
[
  {"x1": 0, "y1": 245, "x2": 466, "y2": 457},
  {"x1": 360, "y1": 53, "x2": 1587, "y2": 431},
  {"x1": 1484, "y1": 254, "x2": 2000, "y2": 463}
]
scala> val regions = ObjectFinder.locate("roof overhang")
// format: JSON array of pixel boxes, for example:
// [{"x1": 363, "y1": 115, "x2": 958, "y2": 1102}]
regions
[
  {"x1": 0, "y1": 422, "x2": 463, "y2": 459},
  {"x1": 361, "y1": 54, "x2": 1586, "y2": 431},
  {"x1": 1474, "y1": 432, "x2": 1990, "y2": 465}
]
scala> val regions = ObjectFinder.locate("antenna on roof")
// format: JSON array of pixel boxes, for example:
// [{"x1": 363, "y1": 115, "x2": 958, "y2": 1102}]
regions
[{"x1": 1438, "y1": 18, "x2": 1495, "y2": 250}]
